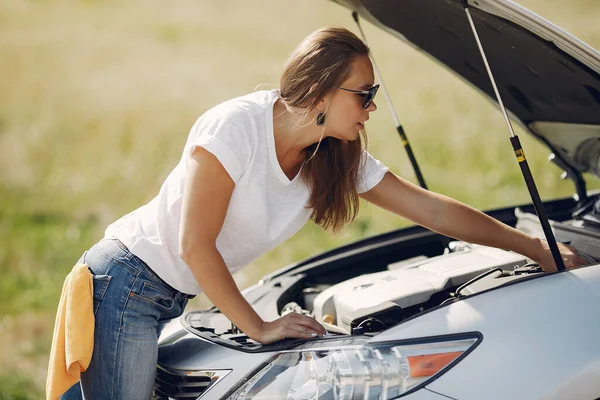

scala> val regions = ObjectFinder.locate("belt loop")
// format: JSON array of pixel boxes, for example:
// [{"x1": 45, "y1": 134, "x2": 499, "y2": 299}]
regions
[{"x1": 118, "y1": 239, "x2": 134, "y2": 261}]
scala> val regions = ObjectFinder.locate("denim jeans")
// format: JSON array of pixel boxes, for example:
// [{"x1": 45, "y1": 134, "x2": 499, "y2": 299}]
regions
[{"x1": 60, "y1": 238, "x2": 193, "y2": 400}]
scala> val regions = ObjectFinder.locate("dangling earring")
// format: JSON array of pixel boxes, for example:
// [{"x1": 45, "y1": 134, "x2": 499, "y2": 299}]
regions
[{"x1": 316, "y1": 112, "x2": 326, "y2": 126}]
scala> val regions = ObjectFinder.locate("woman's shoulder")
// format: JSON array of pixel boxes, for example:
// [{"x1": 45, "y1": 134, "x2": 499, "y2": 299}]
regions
[{"x1": 204, "y1": 89, "x2": 278, "y2": 124}]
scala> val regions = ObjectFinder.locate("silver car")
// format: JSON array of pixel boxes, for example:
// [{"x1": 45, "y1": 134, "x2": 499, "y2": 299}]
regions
[{"x1": 153, "y1": 0, "x2": 600, "y2": 399}]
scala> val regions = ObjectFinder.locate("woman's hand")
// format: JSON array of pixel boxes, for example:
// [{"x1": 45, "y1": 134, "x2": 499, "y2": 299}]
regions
[
  {"x1": 250, "y1": 313, "x2": 327, "y2": 345},
  {"x1": 533, "y1": 240, "x2": 592, "y2": 272}
]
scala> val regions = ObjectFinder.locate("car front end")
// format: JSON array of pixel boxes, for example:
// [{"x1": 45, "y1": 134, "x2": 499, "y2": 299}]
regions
[{"x1": 154, "y1": 0, "x2": 600, "y2": 398}]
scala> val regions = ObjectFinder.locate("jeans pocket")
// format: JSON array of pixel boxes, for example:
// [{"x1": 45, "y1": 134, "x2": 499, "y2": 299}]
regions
[
  {"x1": 132, "y1": 281, "x2": 174, "y2": 309},
  {"x1": 92, "y1": 275, "x2": 112, "y2": 315}
]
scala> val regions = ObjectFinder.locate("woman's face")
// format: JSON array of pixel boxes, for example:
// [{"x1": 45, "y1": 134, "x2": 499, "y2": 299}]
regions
[{"x1": 322, "y1": 55, "x2": 377, "y2": 141}]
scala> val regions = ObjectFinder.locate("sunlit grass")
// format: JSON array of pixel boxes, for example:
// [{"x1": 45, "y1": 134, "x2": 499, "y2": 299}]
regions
[{"x1": 0, "y1": 0, "x2": 598, "y2": 396}]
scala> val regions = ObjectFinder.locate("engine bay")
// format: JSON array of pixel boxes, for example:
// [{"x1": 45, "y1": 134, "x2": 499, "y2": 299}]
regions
[
  {"x1": 305, "y1": 244, "x2": 530, "y2": 334},
  {"x1": 186, "y1": 198, "x2": 600, "y2": 348}
]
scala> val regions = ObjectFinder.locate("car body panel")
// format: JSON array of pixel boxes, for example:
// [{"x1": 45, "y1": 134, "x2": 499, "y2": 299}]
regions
[{"x1": 371, "y1": 266, "x2": 600, "y2": 399}]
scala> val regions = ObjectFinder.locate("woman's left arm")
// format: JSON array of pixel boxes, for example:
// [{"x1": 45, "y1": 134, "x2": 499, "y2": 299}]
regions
[{"x1": 360, "y1": 172, "x2": 589, "y2": 272}]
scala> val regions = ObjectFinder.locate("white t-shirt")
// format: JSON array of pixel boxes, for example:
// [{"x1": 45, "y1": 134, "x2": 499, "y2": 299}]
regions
[{"x1": 104, "y1": 90, "x2": 389, "y2": 294}]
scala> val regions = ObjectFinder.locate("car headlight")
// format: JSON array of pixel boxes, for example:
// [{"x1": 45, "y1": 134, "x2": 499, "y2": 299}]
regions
[{"x1": 226, "y1": 334, "x2": 480, "y2": 399}]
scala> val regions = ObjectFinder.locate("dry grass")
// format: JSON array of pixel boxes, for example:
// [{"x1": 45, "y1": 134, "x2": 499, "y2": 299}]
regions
[{"x1": 0, "y1": 0, "x2": 598, "y2": 396}]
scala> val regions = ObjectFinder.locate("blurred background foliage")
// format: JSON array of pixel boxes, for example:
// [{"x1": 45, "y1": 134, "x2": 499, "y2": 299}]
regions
[{"x1": 1, "y1": 0, "x2": 599, "y2": 397}]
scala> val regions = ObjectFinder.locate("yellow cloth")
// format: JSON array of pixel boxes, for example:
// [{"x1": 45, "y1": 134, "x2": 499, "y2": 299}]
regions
[{"x1": 46, "y1": 263, "x2": 94, "y2": 400}]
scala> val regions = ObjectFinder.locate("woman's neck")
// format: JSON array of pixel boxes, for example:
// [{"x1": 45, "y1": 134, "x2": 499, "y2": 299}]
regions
[{"x1": 272, "y1": 99, "x2": 323, "y2": 169}]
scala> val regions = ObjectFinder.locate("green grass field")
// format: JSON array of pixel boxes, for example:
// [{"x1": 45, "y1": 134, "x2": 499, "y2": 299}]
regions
[{"x1": 1, "y1": 0, "x2": 599, "y2": 397}]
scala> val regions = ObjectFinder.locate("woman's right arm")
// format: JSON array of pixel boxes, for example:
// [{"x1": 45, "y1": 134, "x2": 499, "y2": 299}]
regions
[{"x1": 179, "y1": 147, "x2": 325, "y2": 344}]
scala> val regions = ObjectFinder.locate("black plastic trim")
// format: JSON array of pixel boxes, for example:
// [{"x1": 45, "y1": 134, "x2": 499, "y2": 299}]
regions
[{"x1": 182, "y1": 312, "x2": 357, "y2": 354}]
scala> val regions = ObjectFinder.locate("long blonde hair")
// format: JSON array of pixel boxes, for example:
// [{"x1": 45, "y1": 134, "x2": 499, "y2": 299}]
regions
[{"x1": 279, "y1": 27, "x2": 370, "y2": 232}]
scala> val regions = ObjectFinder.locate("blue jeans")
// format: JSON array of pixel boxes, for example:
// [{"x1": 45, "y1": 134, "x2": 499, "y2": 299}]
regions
[{"x1": 61, "y1": 238, "x2": 193, "y2": 400}]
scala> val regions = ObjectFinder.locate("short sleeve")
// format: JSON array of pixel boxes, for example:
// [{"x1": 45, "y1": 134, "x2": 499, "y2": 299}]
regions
[
  {"x1": 357, "y1": 150, "x2": 389, "y2": 193},
  {"x1": 187, "y1": 108, "x2": 254, "y2": 183}
]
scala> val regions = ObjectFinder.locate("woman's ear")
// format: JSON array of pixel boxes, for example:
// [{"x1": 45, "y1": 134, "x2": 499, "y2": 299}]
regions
[
  {"x1": 308, "y1": 83, "x2": 330, "y2": 113},
  {"x1": 316, "y1": 91, "x2": 329, "y2": 112}
]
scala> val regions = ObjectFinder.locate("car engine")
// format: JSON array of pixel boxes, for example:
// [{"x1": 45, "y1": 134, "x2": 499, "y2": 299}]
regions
[{"x1": 308, "y1": 244, "x2": 528, "y2": 333}]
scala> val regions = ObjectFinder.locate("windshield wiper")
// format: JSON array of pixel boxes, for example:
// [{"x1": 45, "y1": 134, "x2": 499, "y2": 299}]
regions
[{"x1": 460, "y1": 0, "x2": 566, "y2": 271}]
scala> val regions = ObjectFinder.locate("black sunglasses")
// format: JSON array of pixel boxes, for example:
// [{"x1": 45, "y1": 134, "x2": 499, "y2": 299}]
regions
[{"x1": 334, "y1": 84, "x2": 380, "y2": 109}]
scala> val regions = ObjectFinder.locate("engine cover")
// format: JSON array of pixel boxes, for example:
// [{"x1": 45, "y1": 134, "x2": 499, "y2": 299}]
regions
[{"x1": 312, "y1": 245, "x2": 527, "y2": 326}]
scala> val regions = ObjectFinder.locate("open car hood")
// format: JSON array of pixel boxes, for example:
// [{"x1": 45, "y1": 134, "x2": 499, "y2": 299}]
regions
[{"x1": 331, "y1": 0, "x2": 600, "y2": 180}]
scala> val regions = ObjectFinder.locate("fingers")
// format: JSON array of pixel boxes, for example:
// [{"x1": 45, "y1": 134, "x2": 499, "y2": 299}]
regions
[
  {"x1": 555, "y1": 243, "x2": 593, "y2": 269},
  {"x1": 576, "y1": 251, "x2": 595, "y2": 265},
  {"x1": 572, "y1": 255, "x2": 591, "y2": 268},
  {"x1": 280, "y1": 327, "x2": 320, "y2": 340},
  {"x1": 278, "y1": 313, "x2": 326, "y2": 339},
  {"x1": 565, "y1": 250, "x2": 591, "y2": 268},
  {"x1": 286, "y1": 312, "x2": 327, "y2": 335},
  {"x1": 256, "y1": 314, "x2": 328, "y2": 344},
  {"x1": 561, "y1": 256, "x2": 581, "y2": 269}
]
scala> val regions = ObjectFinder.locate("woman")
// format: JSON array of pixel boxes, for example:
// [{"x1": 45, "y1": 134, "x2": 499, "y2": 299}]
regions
[{"x1": 61, "y1": 27, "x2": 587, "y2": 399}]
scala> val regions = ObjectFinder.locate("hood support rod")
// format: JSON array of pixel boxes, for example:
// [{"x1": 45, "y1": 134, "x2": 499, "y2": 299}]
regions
[
  {"x1": 352, "y1": 12, "x2": 429, "y2": 191},
  {"x1": 460, "y1": 0, "x2": 565, "y2": 271}
]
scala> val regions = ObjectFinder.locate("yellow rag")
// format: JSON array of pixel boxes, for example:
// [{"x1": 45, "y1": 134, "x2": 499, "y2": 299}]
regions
[{"x1": 46, "y1": 263, "x2": 94, "y2": 400}]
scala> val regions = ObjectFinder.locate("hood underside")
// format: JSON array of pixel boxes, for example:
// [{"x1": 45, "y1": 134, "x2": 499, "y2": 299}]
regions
[{"x1": 331, "y1": 0, "x2": 600, "y2": 178}]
